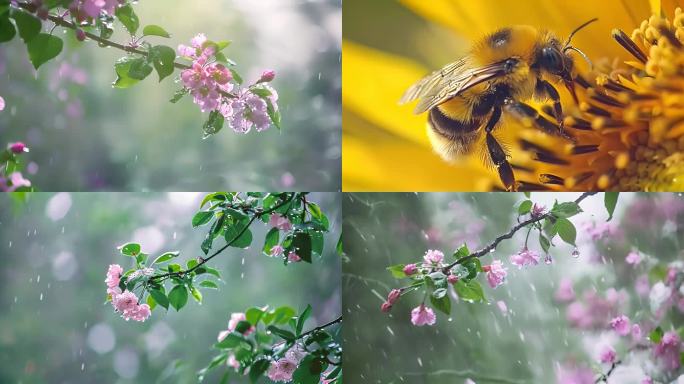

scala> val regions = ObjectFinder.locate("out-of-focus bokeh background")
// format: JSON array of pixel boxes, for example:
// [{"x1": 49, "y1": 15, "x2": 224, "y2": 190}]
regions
[
  {"x1": 342, "y1": 192, "x2": 684, "y2": 383},
  {"x1": 342, "y1": 0, "x2": 659, "y2": 191},
  {"x1": 0, "y1": 192, "x2": 341, "y2": 383},
  {"x1": 0, "y1": 0, "x2": 341, "y2": 191}
]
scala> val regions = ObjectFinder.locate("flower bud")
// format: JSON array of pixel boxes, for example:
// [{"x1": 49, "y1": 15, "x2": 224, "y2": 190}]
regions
[
  {"x1": 447, "y1": 274, "x2": 459, "y2": 284},
  {"x1": 380, "y1": 302, "x2": 392, "y2": 313},
  {"x1": 9, "y1": 142, "x2": 28, "y2": 154},
  {"x1": 36, "y1": 7, "x2": 48, "y2": 20},
  {"x1": 387, "y1": 289, "x2": 401, "y2": 305},
  {"x1": 259, "y1": 69, "x2": 276, "y2": 83},
  {"x1": 403, "y1": 263, "x2": 417, "y2": 275},
  {"x1": 482, "y1": 265, "x2": 491, "y2": 272},
  {"x1": 76, "y1": 29, "x2": 86, "y2": 42}
]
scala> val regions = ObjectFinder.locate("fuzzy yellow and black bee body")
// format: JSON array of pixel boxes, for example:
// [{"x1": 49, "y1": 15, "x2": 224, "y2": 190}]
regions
[{"x1": 400, "y1": 20, "x2": 596, "y2": 191}]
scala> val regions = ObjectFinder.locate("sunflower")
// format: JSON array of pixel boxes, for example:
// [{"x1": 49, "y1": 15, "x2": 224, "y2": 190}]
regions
[{"x1": 342, "y1": 0, "x2": 684, "y2": 191}]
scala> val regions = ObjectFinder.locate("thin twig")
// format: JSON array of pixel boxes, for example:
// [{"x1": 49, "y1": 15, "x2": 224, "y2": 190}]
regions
[
  {"x1": 150, "y1": 193, "x2": 298, "y2": 282},
  {"x1": 442, "y1": 192, "x2": 596, "y2": 273},
  {"x1": 595, "y1": 361, "x2": 620, "y2": 383},
  {"x1": 297, "y1": 315, "x2": 343, "y2": 340}
]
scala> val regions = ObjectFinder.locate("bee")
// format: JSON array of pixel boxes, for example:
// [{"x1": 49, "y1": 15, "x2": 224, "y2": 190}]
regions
[{"x1": 400, "y1": 19, "x2": 597, "y2": 191}]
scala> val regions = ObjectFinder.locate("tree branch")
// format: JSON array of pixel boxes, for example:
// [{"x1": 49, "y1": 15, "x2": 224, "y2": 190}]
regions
[
  {"x1": 442, "y1": 192, "x2": 597, "y2": 273},
  {"x1": 595, "y1": 361, "x2": 620, "y2": 383},
  {"x1": 297, "y1": 315, "x2": 343, "y2": 341},
  {"x1": 150, "y1": 193, "x2": 299, "y2": 282}
]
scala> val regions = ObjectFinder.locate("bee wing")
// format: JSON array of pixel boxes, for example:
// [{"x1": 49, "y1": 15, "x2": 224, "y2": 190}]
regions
[{"x1": 400, "y1": 58, "x2": 510, "y2": 114}]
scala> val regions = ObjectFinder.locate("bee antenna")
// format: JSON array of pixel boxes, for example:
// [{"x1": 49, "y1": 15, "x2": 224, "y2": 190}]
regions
[
  {"x1": 564, "y1": 46, "x2": 594, "y2": 69},
  {"x1": 563, "y1": 17, "x2": 599, "y2": 47}
]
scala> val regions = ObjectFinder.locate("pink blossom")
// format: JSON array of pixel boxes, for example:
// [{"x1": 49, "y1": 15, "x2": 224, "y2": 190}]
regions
[
  {"x1": 129, "y1": 304, "x2": 151, "y2": 322},
  {"x1": 447, "y1": 274, "x2": 459, "y2": 284},
  {"x1": 0, "y1": 172, "x2": 32, "y2": 192},
  {"x1": 380, "y1": 302, "x2": 392, "y2": 313},
  {"x1": 483, "y1": 260, "x2": 507, "y2": 289},
  {"x1": 610, "y1": 315, "x2": 631, "y2": 336},
  {"x1": 654, "y1": 331, "x2": 681, "y2": 371},
  {"x1": 228, "y1": 312, "x2": 255, "y2": 336},
  {"x1": 269, "y1": 214, "x2": 292, "y2": 231},
  {"x1": 225, "y1": 87, "x2": 277, "y2": 133},
  {"x1": 280, "y1": 172, "x2": 295, "y2": 188},
  {"x1": 635, "y1": 274, "x2": 651, "y2": 298},
  {"x1": 9, "y1": 142, "x2": 27, "y2": 154},
  {"x1": 566, "y1": 301, "x2": 593, "y2": 329},
  {"x1": 267, "y1": 358, "x2": 298, "y2": 382},
  {"x1": 217, "y1": 330, "x2": 230, "y2": 342},
  {"x1": 556, "y1": 363, "x2": 594, "y2": 384},
  {"x1": 403, "y1": 263, "x2": 418, "y2": 275},
  {"x1": 632, "y1": 324, "x2": 642, "y2": 341},
  {"x1": 287, "y1": 252, "x2": 301, "y2": 263},
  {"x1": 0, "y1": 96, "x2": 4, "y2": 111},
  {"x1": 285, "y1": 345, "x2": 306, "y2": 363},
  {"x1": 555, "y1": 278, "x2": 575, "y2": 302},
  {"x1": 598, "y1": 345, "x2": 616, "y2": 364},
  {"x1": 531, "y1": 203, "x2": 546, "y2": 218},
  {"x1": 642, "y1": 377, "x2": 653, "y2": 384},
  {"x1": 423, "y1": 249, "x2": 444, "y2": 265},
  {"x1": 259, "y1": 69, "x2": 276, "y2": 83},
  {"x1": 497, "y1": 300, "x2": 508, "y2": 315},
  {"x1": 110, "y1": 290, "x2": 149, "y2": 321},
  {"x1": 72, "y1": 0, "x2": 120, "y2": 19},
  {"x1": 509, "y1": 247, "x2": 540, "y2": 269},
  {"x1": 227, "y1": 354, "x2": 239, "y2": 370},
  {"x1": 387, "y1": 289, "x2": 401, "y2": 305},
  {"x1": 625, "y1": 251, "x2": 642, "y2": 265},
  {"x1": 410, "y1": 304, "x2": 436, "y2": 326},
  {"x1": 270, "y1": 245, "x2": 285, "y2": 257},
  {"x1": 105, "y1": 264, "x2": 123, "y2": 295}
]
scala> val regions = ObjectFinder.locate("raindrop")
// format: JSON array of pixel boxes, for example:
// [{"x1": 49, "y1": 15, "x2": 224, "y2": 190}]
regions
[
  {"x1": 8, "y1": 241, "x2": 11, "y2": 248},
  {"x1": 571, "y1": 248, "x2": 580, "y2": 258},
  {"x1": 447, "y1": 317, "x2": 453, "y2": 322},
  {"x1": 240, "y1": 272, "x2": 244, "y2": 279},
  {"x1": 241, "y1": 257, "x2": 245, "y2": 265},
  {"x1": 37, "y1": 275, "x2": 41, "y2": 283},
  {"x1": 173, "y1": 232, "x2": 177, "y2": 240},
  {"x1": 386, "y1": 326, "x2": 394, "y2": 336},
  {"x1": 417, "y1": 357, "x2": 423, "y2": 367},
  {"x1": 39, "y1": 293, "x2": 43, "y2": 301},
  {"x1": 81, "y1": 363, "x2": 85, "y2": 371}
]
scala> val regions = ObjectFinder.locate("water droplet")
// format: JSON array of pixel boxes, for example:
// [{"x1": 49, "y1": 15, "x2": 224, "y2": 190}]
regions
[
  {"x1": 173, "y1": 232, "x2": 177, "y2": 240},
  {"x1": 81, "y1": 363, "x2": 85, "y2": 371},
  {"x1": 39, "y1": 293, "x2": 43, "y2": 301},
  {"x1": 571, "y1": 248, "x2": 580, "y2": 258},
  {"x1": 37, "y1": 275, "x2": 41, "y2": 283}
]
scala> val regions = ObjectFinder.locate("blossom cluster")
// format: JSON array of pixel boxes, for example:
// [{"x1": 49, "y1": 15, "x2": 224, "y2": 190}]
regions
[
  {"x1": 104, "y1": 264, "x2": 151, "y2": 322},
  {"x1": 1, "y1": 141, "x2": 32, "y2": 192},
  {"x1": 267, "y1": 345, "x2": 307, "y2": 382},
  {"x1": 267, "y1": 214, "x2": 301, "y2": 263},
  {"x1": 69, "y1": 0, "x2": 122, "y2": 20},
  {"x1": 178, "y1": 34, "x2": 279, "y2": 134}
]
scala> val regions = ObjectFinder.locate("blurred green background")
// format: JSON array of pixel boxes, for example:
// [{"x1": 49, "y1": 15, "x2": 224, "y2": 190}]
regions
[
  {"x1": 0, "y1": 0, "x2": 341, "y2": 191},
  {"x1": 0, "y1": 192, "x2": 341, "y2": 383},
  {"x1": 341, "y1": 192, "x2": 684, "y2": 384}
]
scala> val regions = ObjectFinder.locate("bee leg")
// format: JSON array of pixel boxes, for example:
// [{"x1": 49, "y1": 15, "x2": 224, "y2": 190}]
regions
[
  {"x1": 504, "y1": 99, "x2": 573, "y2": 142},
  {"x1": 535, "y1": 80, "x2": 574, "y2": 141},
  {"x1": 484, "y1": 106, "x2": 517, "y2": 191}
]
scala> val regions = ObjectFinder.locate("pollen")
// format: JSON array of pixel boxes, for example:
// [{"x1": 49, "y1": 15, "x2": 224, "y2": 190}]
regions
[{"x1": 516, "y1": 8, "x2": 684, "y2": 191}]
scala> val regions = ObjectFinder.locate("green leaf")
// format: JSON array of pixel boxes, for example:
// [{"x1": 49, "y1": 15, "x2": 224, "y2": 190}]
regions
[
  {"x1": 202, "y1": 110, "x2": 224, "y2": 138},
  {"x1": 523, "y1": 192, "x2": 531, "y2": 198},
  {"x1": 118, "y1": 242, "x2": 141, "y2": 256},
  {"x1": 192, "y1": 211, "x2": 214, "y2": 227},
  {"x1": 554, "y1": 217, "x2": 577, "y2": 246},
  {"x1": 271, "y1": 306, "x2": 296, "y2": 324},
  {"x1": 292, "y1": 355, "x2": 325, "y2": 384},
  {"x1": 142, "y1": 24, "x2": 170, "y2": 38},
  {"x1": 135, "y1": 252, "x2": 148, "y2": 265},
  {"x1": 149, "y1": 45, "x2": 175, "y2": 82},
  {"x1": 430, "y1": 290, "x2": 451, "y2": 315},
  {"x1": 146, "y1": 294, "x2": 157, "y2": 311},
  {"x1": 127, "y1": 57, "x2": 153, "y2": 80},
  {"x1": 215, "y1": 333, "x2": 246, "y2": 349},
  {"x1": 539, "y1": 233, "x2": 551, "y2": 253},
  {"x1": 115, "y1": 4, "x2": 139, "y2": 35},
  {"x1": 386, "y1": 264, "x2": 407, "y2": 279},
  {"x1": 225, "y1": 225, "x2": 253, "y2": 249},
  {"x1": 451, "y1": 264, "x2": 469, "y2": 280},
  {"x1": 453, "y1": 244, "x2": 470, "y2": 259},
  {"x1": 650, "y1": 326, "x2": 664, "y2": 343},
  {"x1": 11, "y1": 9, "x2": 41, "y2": 43},
  {"x1": 292, "y1": 232, "x2": 312, "y2": 263},
  {"x1": 149, "y1": 288, "x2": 169, "y2": 310},
  {"x1": 267, "y1": 325, "x2": 295, "y2": 341},
  {"x1": 229, "y1": 68, "x2": 243, "y2": 85},
  {"x1": 199, "y1": 280, "x2": 219, "y2": 289},
  {"x1": 550, "y1": 202, "x2": 582, "y2": 218},
  {"x1": 170, "y1": 87, "x2": 189, "y2": 103},
  {"x1": 246, "y1": 307, "x2": 265, "y2": 325},
  {"x1": 604, "y1": 192, "x2": 619, "y2": 221},
  {"x1": 0, "y1": 14, "x2": 16, "y2": 43},
  {"x1": 518, "y1": 200, "x2": 533, "y2": 215},
  {"x1": 26, "y1": 33, "x2": 62, "y2": 69},
  {"x1": 263, "y1": 227, "x2": 280, "y2": 255},
  {"x1": 168, "y1": 285, "x2": 188, "y2": 311},
  {"x1": 462, "y1": 257, "x2": 481, "y2": 280},
  {"x1": 249, "y1": 358, "x2": 270, "y2": 384},
  {"x1": 296, "y1": 304, "x2": 312, "y2": 336},
  {"x1": 113, "y1": 56, "x2": 143, "y2": 88},
  {"x1": 454, "y1": 280, "x2": 485, "y2": 303},
  {"x1": 190, "y1": 286, "x2": 203, "y2": 303},
  {"x1": 265, "y1": 97, "x2": 281, "y2": 130},
  {"x1": 152, "y1": 251, "x2": 179, "y2": 264}
]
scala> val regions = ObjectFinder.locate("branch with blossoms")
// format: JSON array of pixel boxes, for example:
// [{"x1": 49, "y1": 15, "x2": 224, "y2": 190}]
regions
[
  {"x1": 103, "y1": 192, "x2": 340, "y2": 383},
  {"x1": 199, "y1": 308, "x2": 342, "y2": 383},
  {"x1": 4, "y1": 0, "x2": 280, "y2": 138},
  {"x1": 0, "y1": 140, "x2": 34, "y2": 192}
]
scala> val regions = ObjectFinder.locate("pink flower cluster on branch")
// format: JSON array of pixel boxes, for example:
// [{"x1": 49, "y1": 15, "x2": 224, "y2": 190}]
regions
[{"x1": 104, "y1": 264, "x2": 151, "y2": 322}]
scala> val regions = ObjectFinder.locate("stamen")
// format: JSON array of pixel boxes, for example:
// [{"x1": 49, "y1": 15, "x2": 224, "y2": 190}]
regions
[
  {"x1": 569, "y1": 144, "x2": 600, "y2": 154},
  {"x1": 539, "y1": 173, "x2": 565, "y2": 185},
  {"x1": 612, "y1": 29, "x2": 648, "y2": 63},
  {"x1": 580, "y1": 102, "x2": 612, "y2": 117},
  {"x1": 534, "y1": 151, "x2": 570, "y2": 165}
]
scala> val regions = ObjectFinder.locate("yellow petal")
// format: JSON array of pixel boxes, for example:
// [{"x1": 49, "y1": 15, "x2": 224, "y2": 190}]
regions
[{"x1": 399, "y1": 0, "x2": 653, "y2": 61}]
